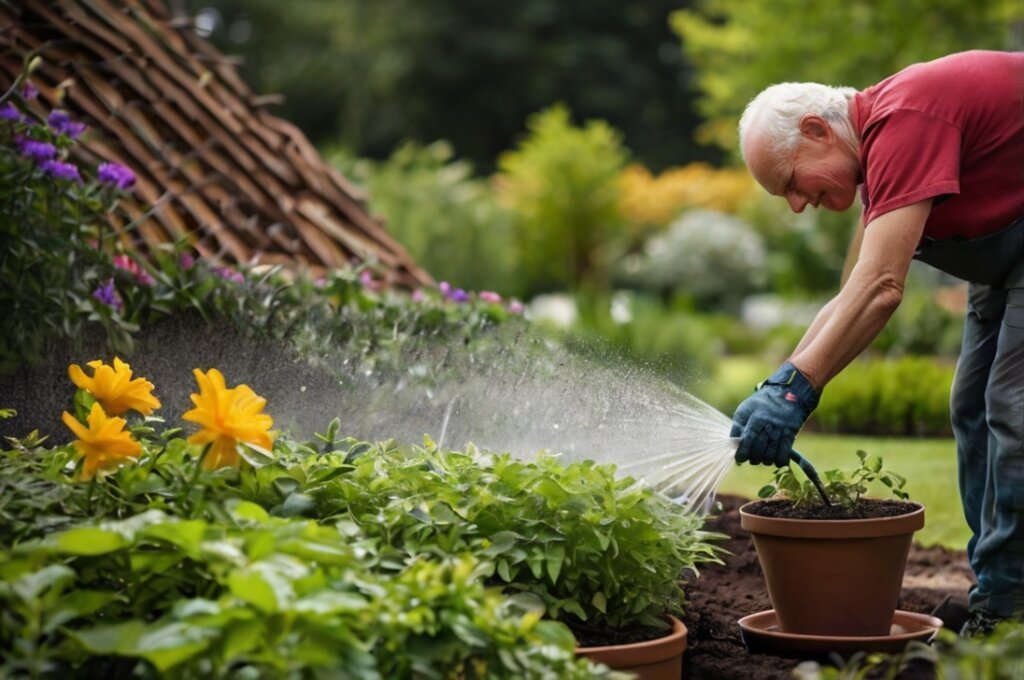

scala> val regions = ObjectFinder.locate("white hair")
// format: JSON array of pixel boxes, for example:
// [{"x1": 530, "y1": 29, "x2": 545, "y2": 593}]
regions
[{"x1": 738, "y1": 82, "x2": 859, "y2": 171}]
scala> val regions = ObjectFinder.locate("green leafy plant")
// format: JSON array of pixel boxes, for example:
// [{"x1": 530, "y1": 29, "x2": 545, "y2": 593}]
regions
[
  {"x1": 497, "y1": 103, "x2": 629, "y2": 295},
  {"x1": 0, "y1": 354, "x2": 721, "y2": 674},
  {"x1": 791, "y1": 622, "x2": 1024, "y2": 679},
  {"x1": 757, "y1": 450, "x2": 910, "y2": 511},
  {"x1": 0, "y1": 399, "x2": 627, "y2": 677},
  {"x1": 304, "y1": 435, "x2": 726, "y2": 641}
]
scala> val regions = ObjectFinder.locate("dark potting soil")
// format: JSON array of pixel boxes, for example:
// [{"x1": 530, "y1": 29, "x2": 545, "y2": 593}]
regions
[
  {"x1": 572, "y1": 622, "x2": 671, "y2": 648},
  {"x1": 680, "y1": 495, "x2": 975, "y2": 679},
  {"x1": 743, "y1": 497, "x2": 920, "y2": 520}
]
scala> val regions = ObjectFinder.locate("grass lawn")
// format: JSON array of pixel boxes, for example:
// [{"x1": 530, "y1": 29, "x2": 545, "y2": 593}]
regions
[{"x1": 717, "y1": 432, "x2": 968, "y2": 550}]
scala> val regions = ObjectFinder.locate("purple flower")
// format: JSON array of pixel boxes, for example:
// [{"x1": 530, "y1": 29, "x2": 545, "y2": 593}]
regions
[
  {"x1": 21, "y1": 82, "x2": 38, "y2": 100},
  {"x1": 411, "y1": 288, "x2": 426, "y2": 302},
  {"x1": 16, "y1": 137, "x2": 57, "y2": 162},
  {"x1": 507, "y1": 299, "x2": 525, "y2": 314},
  {"x1": 359, "y1": 270, "x2": 382, "y2": 291},
  {"x1": 212, "y1": 266, "x2": 244, "y2": 284},
  {"x1": 479, "y1": 290, "x2": 502, "y2": 304},
  {"x1": 97, "y1": 162, "x2": 136, "y2": 190},
  {"x1": 438, "y1": 281, "x2": 468, "y2": 303},
  {"x1": 39, "y1": 159, "x2": 82, "y2": 183},
  {"x1": 47, "y1": 110, "x2": 87, "y2": 139},
  {"x1": 179, "y1": 253, "x2": 196, "y2": 270},
  {"x1": 0, "y1": 103, "x2": 23, "y2": 122},
  {"x1": 92, "y1": 279, "x2": 122, "y2": 310}
]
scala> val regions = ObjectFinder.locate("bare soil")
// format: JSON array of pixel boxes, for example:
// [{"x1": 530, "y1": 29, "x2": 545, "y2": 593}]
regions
[{"x1": 680, "y1": 495, "x2": 974, "y2": 679}]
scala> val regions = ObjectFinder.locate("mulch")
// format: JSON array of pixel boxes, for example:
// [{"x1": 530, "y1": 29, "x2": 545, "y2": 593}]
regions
[{"x1": 679, "y1": 495, "x2": 974, "y2": 679}]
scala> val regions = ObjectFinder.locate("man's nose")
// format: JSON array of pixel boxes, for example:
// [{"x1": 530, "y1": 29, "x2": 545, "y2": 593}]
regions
[{"x1": 786, "y1": 192, "x2": 808, "y2": 213}]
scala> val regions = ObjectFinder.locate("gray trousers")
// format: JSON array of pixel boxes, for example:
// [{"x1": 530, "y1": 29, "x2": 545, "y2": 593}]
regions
[{"x1": 951, "y1": 273, "x2": 1024, "y2": 617}]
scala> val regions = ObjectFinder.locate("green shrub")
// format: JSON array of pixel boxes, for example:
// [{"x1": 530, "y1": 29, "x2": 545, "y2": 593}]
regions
[
  {"x1": 813, "y1": 357, "x2": 955, "y2": 437},
  {"x1": 0, "y1": 420, "x2": 629, "y2": 676},
  {"x1": 497, "y1": 104, "x2": 629, "y2": 295},
  {"x1": 0, "y1": 361, "x2": 723, "y2": 674},
  {"x1": 615, "y1": 209, "x2": 767, "y2": 312},
  {"x1": 336, "y1": 141, "x2": 521, "y2": 297},
  {"x1": 794, "y1": 621, "x2": 1024, "y2": 679},
  {"x1": 871, "y1": 287, "x2": 964, "y2": 357},
  {"x1": 305, "y1": 437, "x2": 725, "y2": 638},
  {"x1": 567, "y1": 292, "x2": 720, "y2": 386}
]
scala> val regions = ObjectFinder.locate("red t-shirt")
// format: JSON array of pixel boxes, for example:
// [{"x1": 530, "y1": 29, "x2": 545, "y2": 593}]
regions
[{"x1": 851, "y1": 50, "x2": 1024, "y2": 240}]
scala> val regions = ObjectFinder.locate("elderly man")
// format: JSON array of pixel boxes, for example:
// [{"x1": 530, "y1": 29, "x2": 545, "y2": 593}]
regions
[{"x1": 730, "y1": 50, "x2": 1024, "y2": 635}]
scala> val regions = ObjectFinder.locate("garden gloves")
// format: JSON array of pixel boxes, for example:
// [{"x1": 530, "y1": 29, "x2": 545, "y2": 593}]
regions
[{"x1": 730, "y1": 361, "x2": 820, "y2": 467}]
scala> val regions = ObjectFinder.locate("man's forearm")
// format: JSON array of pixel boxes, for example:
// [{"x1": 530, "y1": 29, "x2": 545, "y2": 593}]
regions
[
  {"x1": 789, "y1": 266, "x2": 902, "y2": 390},
  {"x1": 792, "y1": 296, "x2": 839, "y2": 356},
  {"x1": 787, "y1": 201, "x2": 930, "y2": 392}
]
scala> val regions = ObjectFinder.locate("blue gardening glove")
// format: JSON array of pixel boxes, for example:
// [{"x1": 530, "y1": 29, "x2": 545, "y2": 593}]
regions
[{"x1": 730, "y1": 361, "x2": 820, "y2": 467}]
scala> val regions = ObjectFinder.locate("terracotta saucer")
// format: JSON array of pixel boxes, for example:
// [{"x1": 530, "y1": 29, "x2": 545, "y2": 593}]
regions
[{"x1": 738, "y1": 610, "x2": 943, "y2": 658}]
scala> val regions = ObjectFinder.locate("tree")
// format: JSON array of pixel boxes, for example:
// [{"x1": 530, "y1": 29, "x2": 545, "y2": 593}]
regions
[
  {"x1": 672, "y1": 0, "x2": 1024, "y2": 150},
  {"x1": 187, "y1": 0, "x2": 718, "y2": 171}
]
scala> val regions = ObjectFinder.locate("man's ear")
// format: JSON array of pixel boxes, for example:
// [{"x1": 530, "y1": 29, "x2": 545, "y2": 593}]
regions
[{"x1": 799, "y1": 114, "x2": 832, "y2": 142}]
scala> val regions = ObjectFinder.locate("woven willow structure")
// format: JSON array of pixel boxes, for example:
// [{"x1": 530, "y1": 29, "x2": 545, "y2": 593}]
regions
[{"x1": 0, "y1": 0, "x2": 431, "y2": 287}]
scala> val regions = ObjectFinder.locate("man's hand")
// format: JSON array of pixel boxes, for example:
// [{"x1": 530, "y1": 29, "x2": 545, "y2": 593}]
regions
[{"x1": 731, "y1": 362, "x2": 820, "y2": 466}]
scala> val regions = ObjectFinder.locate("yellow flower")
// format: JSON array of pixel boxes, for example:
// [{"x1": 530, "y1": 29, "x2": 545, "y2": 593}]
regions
[
  {"x1": 68, "y1": 357, "x2": 161, "y2": 416},
  {"x1": 182, "y1": 368, "x2": 274, "y2": 469},
  {"x1": 62, "y1": 403, "x2": 142, "y2": 479}
]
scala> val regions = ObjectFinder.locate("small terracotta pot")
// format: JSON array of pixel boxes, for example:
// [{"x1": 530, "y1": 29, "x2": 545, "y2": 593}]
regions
[
  {"x1": 740, "y1": 501, "x2": 924, "y2": 637},
  {"x1": 576, "y1": 615, "x2": 687, "y2": 680}
]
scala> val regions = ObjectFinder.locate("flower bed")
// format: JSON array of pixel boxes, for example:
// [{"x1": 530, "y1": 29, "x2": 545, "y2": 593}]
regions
[{"x1": 0, "y1": 358, "x2": 724, "y2": 676}]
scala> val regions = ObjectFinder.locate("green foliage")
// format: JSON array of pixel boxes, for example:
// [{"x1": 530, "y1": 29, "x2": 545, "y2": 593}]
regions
[
  {"x1": 569, "y1": 292, "x2": 719, "y2": 387},
  {"x1": 871, "y1": 288, "x2": 964, "y2": 357},
  {"x1": 189, "y1": 0, "x2": 716, "y2": 170},
  {"x1": 672, "y1": 0, "x2": 1023, "y2": 149},
  {"x1": 334, "y1": 141, "x2": 521, "y2": 296},
  {"x1": 0, "y1": 408, "x2": 723, "y2": 675},
  {"x1": 305, "y1": 437, "x2": 726, "y2": 637},
  {"x1": 615, "y1": 209, "x2": 767, "y2": 311},
  {"x1": 813, "y1": 357, "x2": 955, "y2": 437},
  {"x1": 757, "y1": 450, "x2": 909, "y2": 512},
  {"x1": 497, "y1": 104, "x2": 630, "y2": 295},
  {"x1": 792, "y1": 621, "x2": 1024, "y2": 679}
]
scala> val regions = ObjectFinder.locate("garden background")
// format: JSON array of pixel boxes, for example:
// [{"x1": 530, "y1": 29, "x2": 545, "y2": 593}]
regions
[{"x1": 186, "y1": 0, "x2": 1018, "y2": 547}]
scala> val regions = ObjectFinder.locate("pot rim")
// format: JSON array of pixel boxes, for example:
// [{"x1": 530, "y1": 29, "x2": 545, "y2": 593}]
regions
[
  {"x1": 575, "y1": 614, "x2": 687, "y2": 658},
  {"x1": 738, "y1": 500, "x2": 924, "y2": 539}
]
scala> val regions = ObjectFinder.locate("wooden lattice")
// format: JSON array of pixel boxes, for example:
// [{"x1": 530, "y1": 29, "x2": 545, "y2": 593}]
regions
[{"x1": 0, "y1": 0, "x2": 432, "y2": 288}]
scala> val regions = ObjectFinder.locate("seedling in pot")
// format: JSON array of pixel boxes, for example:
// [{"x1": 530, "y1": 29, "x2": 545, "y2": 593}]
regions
[{"x1": 758, "y1": 449, "x2": 910, "y2": 513}]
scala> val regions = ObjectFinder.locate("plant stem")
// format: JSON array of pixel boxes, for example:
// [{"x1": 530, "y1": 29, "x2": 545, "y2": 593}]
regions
[{"x1": 186, "y1": 444, "x2": 211, "y2": 518}]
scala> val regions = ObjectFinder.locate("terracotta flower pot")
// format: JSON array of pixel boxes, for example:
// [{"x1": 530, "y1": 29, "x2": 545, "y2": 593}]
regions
[
  {"x1": 576, "y1": 615, "x2": 687, "y2": 680},
  {"x1": 740, "y1": 501, "x2": 925, "y2": 637}
]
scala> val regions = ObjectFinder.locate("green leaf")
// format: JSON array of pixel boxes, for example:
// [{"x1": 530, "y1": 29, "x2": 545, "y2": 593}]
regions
[
  {"x1": 134, "y1": 622, "x2": 217, "y2": 671},
  {"x1": 757, "y1": 484, "x2": 776, "y2": 498},
  {"x1": 44, "y1": 589, "x2": 119, "y2": 633},
  {"x1": 54, "y1": 527, "x2": 128, "y2": 555},
  {"x1": 71, "y1": 620, "x2": 144, "y2": 655},
  {"x1": 271, "y1": 493, "x2": 316, "y2": 518},
  {"x1": 479, "y1": 531, "x2": 524, "y2": 558},
  {"x1": 545, "y1": 543, "x2": 565, "y2": 584},
  {"x1": 591, "y1": 591, "x2": 607, "y2": 614},
  {"x1": 12, "y1": 564, "x2": 75, "y2": 603},
  {"x1": 228, "y1": 569, "x2": 280, "y2": 614},
  {"x1": 237, "y1": 442, "x2": 275, "y2": 467},
  {"x1": 140, "y1": 520, "x2": 207, "y2": 554},
  {"x1": 228, "y1": 499, "x2": 271, "y2": 524}
]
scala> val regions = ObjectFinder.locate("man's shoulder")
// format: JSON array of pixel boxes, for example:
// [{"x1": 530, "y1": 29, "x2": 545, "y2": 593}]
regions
[{"x1": 860, "y1": 51, "x2": 1021, "y2": 126}]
